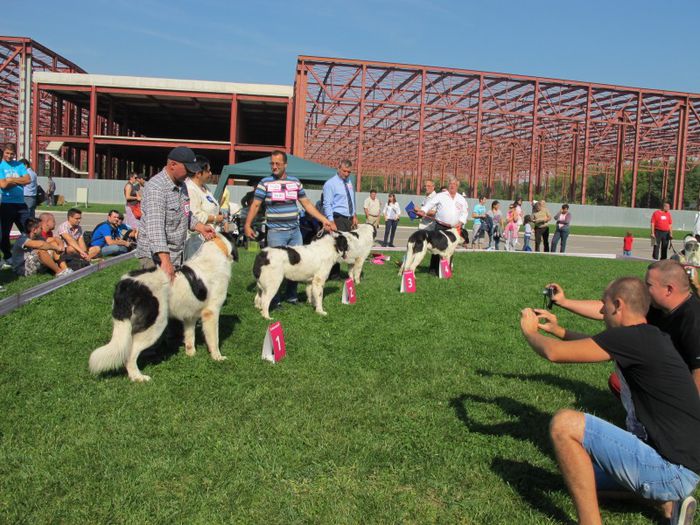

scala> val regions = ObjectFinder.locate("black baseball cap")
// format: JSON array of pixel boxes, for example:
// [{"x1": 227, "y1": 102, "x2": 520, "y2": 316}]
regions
[{"x1": 168, "y1": 146, "x2": 202, "y2": 173}]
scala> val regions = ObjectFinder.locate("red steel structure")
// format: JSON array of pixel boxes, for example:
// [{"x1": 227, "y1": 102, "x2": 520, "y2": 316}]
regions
[
  {"x1": 294, "y1": 56, "x2": 700, "y2": 209},
  {"x1": 0, "y1": 37, "x2": 85, "y2": 158}
]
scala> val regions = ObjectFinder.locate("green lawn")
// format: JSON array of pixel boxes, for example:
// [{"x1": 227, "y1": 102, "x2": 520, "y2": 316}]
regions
[
  {"x1": 37, "y1": 203, "x2": 123, "y2": 214},
  {"x1": 0, "y1": 250, "x2": 682, "y2": 523}
]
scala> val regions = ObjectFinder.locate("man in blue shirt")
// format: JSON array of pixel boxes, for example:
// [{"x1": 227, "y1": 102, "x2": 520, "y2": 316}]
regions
[
  {"x1": 0, "y1": 143, "x2": 31, "y2": 266},
  {"x1": 20, "y1": 159, "x2": 38, "y2": 218},
  {"x1": 88, "y1": 210, "x2": 131, "y2": 258},
  {"x1": 244, "y1": 150, "x2": 332, "y2": 303},
  {"x1": 322, "y1": 160, "x2": 356, "y2": 279}
]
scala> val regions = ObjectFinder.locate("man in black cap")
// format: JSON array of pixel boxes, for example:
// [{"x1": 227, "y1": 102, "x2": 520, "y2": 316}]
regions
[{"x1": 136, "y1": 146, "x2": 216, "y2": 280}]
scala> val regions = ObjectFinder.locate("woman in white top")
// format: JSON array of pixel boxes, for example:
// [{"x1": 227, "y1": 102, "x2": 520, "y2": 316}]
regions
[
  {"x1": 382, "y1": 193, "x2": 401, "y2": 247},
  {"x1": 184, "y1": 156, "x2": 223, "y2": 259}
]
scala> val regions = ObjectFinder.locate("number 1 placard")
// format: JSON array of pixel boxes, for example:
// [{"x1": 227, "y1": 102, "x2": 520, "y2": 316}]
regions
[
  {"x1": 342, "y1": 278, "x2": 357, "y2": 304},
  {"x1": 400, "y1": 270, "x2": 416, "y2": 293},
  {"x1": 262, "y1": 322, "x2": 286, "y2": 363}
]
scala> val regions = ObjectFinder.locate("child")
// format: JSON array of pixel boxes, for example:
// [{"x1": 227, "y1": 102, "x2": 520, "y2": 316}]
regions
[
  {"x1": 503, "y1": 207, "x2": 519, "y2": 251},
  {"x1": 522, "y1": 215, "x2": 533, "y2": 252},
  {"x1": 623, "y1": 231, "x2": 634, "y2": 256}
]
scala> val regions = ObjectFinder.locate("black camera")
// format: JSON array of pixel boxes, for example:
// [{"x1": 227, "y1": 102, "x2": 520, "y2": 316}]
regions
[{"x1": 542, "y1": 286, "x2": 555, "y2": 310}]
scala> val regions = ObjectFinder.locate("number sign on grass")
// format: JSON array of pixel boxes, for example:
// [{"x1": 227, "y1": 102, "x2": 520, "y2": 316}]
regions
[{"x1": 261, "y1": 321, "x2": 286, "y2": 363}]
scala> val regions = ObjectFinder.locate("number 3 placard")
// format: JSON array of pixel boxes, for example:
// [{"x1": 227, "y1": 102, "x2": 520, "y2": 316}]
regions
[
  {"x1": 262, "y1": 322, "x2": 286, "y2": 363},
  {"x1": 400, "y1": 270, "x2": 416, "y2": 293}
]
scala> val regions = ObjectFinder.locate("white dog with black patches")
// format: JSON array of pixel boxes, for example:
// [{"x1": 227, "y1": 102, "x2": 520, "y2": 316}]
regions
[
  {"x1": 253, "y1": 233, "x2": 349, "y2": 319},
  {"x1": 340, "y1": 224, "x2": 377, "y2": 283},
  {"x1": 89, "y1": 233, "x2": 238, "y2": 382},
  {"x1": 399, "y1": 227, "x2": 465, "y2": 274}
]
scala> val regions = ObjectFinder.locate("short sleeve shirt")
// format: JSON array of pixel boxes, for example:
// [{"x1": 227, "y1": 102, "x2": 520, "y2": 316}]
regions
[
  {"x1": 592, "y1": 324, "x2": 700, "y2": 473},
  {"x1": 473, "y1": 203, "x2": 486, "y2": 226},
  {"x1": 90, "y1": 222, "x2": 117, "y2": 248},
  {"x1": 56, "y1": 221, "x2": 83, "y2": 241},
  {"x1": 647, "y1": 296, "x2": 700, "y2": 370},
  {"x1": 651, "y1": 210, "x2": 672, "y2": 231},
  {"x1": 254, "y1": 176, "x2": 306, "y2": 231},
  {"x1": 11, "y1": 235, "x2": 31, "y2": 275},
  {"x1": 0, "y1": 160, "x2": 28, "y2": 204}
]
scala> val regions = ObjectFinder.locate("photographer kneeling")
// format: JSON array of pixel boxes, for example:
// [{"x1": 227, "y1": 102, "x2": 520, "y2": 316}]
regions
[
  {"x1": 520, "y1": 277, "x2": 700, "y2": 525},
  {"x1": 547, "y1": 259, "x2": 700, "y2": 394}
]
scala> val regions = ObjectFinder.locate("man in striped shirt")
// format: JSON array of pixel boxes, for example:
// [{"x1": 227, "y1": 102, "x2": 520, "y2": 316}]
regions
[
  {"x1": 136, "y1": 147, "x2": 216, "y2": 280},
  {"x1": 244, "y1": 150, "x2": 333, "y2": 304}
]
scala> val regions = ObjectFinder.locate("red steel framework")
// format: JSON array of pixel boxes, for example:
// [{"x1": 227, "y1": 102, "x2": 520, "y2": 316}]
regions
[
  {"x1": 294, "y1": 56, "x2": 700, "y2": 209},
  {"x1": 0, "y1": 37, "x2": 85, "y2": 158}
]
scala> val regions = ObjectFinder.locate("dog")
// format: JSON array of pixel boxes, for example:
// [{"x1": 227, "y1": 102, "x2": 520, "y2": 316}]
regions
[
  {"x1": 398, "y1": 227, "x2": 465, "y2": 274},
  {"x1": 340, "y1": 224, "x2": 377, "y2": 283},
  {"x1": 253, "y1": 232, "x2": 349, "y2": 319},
  {"x1": 89, "y1": 233, "x2": 238, "y2": 382}
]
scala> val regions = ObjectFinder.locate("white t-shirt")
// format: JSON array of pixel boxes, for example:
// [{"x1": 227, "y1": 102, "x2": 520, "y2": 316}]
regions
[
  {"x1": 422, "y1": 191, "x2": 469, "y2": 227},
  {"x1": 383, "y1": 202, "x2": 401, "y2": 220}
]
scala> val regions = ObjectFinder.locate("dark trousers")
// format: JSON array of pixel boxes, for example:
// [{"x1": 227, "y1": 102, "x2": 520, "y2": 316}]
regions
[
  {"x1": 534, "y1": 226, "x2": 550, "y2": 252},
  {"x1": 653, "y1": 230, "x2": 671, "y2": 260},
  {"x1": 383, "y1": 219, "x2": 398, "y2": 246},
  {"x1": 0, "y1": 202, "x2": 31, "y2": 260},
  {"x1": 329, "y1": 214, "x2": 353, "y2": 279},
  {"x1": 550, "y1": 229, "x2": 569, "y2": 253},
  {"x1": 429, "y1": 223, "x2": 451, "y2": 275}
]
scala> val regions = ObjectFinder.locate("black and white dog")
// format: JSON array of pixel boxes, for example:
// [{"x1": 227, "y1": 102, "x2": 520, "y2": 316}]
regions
[
  {"x1": 253, "y1": 233, "x2": 349, "y2": 319},
  {"x1": 398, "y1": 227, "x2": 465, "y2": 274},
  {"x1": 340, "y1": 224, "x2": 377, "y2": 284},
  {"x1": 89, "y1": 233, "x2": 238, "y2": 382}
]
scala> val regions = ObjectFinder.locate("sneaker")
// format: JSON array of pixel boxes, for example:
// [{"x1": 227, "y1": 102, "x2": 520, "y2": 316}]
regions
[
  {"x1": 0, "y1": 259, "x2": 11, "y2": 270},
  {"x1": 671, "y1": 496, "x2": 696, "y2": 525},
  {"x1": 0, "y1": 284, "x2": 5, "y2": 292},
  {"x1": 486, "y1": 247, "x2": 495, "y2": 251},
  {"x1": 286, "y1": 297, "x2": 299, "y2": 305},
  {"x1": 55, "y1": 268, "x2": 75, "y2": 278}
]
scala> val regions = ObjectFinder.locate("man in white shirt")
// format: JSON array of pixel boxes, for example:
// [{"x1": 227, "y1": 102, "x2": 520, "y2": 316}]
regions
[
  {"x1": 420, "y1": 178, "x2": 468, "y2": 275},
  {"x1": 415, "y1": 179, "x2": 437, "y2": 230}
]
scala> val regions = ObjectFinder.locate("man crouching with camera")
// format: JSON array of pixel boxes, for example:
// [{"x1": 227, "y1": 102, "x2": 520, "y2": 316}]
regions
[{"x1": 520, "y1": 276, "x2": 700, "y2": 525}]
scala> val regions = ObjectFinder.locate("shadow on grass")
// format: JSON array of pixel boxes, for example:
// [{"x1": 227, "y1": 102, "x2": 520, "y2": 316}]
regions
[
  {"x1": 450, "y1": 393, "x2": 552, "y2": 456},
  {"x1": 490, "y1": 458, "x2": 575, "y2": 525},
  {"x1": 476, "y1": 370, "x2": 622, "y2": 423}
]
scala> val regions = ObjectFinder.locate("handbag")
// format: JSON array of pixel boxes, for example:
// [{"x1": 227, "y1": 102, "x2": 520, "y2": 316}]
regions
[
  {"x1": 36, "y1": 185, "x2": 47, "y2": 205},
  {"x1": 130, "y1": 202, "x2": 143, "y2": 220}
]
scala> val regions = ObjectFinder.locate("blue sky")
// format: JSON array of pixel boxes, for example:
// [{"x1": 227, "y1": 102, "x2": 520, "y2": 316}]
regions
[{"x1": 7, "y1": 0, "x2": 700, "y2": 93}]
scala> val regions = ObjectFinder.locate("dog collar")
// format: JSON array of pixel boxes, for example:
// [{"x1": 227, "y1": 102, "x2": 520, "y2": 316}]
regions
[{"x1": 212, "y1": 237, "x2": 230, "y2": 258}]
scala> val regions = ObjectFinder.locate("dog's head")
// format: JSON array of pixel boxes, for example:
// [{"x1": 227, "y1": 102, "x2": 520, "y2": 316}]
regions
[
  {"x1": 684, "y1": 235, "x2": 700, "y2": 265},
  {"x1": 218, "y1": 232, "x2": 240, "y2": 262},
  {"x1": 334, "y1": 233, "x2": 349, "y2": 258}
]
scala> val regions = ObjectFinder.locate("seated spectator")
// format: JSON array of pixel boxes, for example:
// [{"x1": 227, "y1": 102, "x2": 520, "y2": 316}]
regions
[
  {"x1": 57, "y1": 208, "x2": 91, "y2": 260},
  {"x1": 115, "y1": 214, "x2": 137, "y2": 244},
  {"x1": 12, "y1": 218, "x2": 72, "y2": 277},
  {"x1": 521, "y1": 277, "x2": 700, "y2": 524},
  {"x1": 88, "y1": 210, "x2": 131, "y2": 258}
]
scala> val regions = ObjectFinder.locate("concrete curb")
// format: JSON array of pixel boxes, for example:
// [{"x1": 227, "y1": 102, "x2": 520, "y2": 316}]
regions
[{"x1": 0, "y1": 252, "x2": 135, "y2": 317}]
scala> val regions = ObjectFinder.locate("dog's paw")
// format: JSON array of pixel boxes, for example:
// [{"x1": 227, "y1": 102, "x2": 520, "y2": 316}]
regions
[
  {"x1": 316, "y1": 310, "x2": 328, "y2": 316},
  {"x1": 185, "y1": 345, "x2": 196, "y2": 357},
  {"x1": 212, "y1": 354, "x2": 227, "y2": 362},
  {"x1": 130, "y1": 374, "x2": 151, "y2": 383}
]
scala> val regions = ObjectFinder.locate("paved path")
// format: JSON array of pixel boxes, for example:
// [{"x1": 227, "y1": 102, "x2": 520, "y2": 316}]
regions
[{"x1": 69, "y1": 212, "x2": 658, "y2": 260}]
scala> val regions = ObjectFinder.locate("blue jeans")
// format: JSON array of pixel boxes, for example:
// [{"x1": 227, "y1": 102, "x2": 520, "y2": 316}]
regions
[
  {"x1": 583, "y1": 414, "x2": 699, "y2": 501},
  {"x1": 383, "y1": 219, "x2": 398, "y2": 246},
  {"x1": 24, "y1": 196, "x2": 37, "y2": 219},
  {"x1": 267, "y1": 227, "x2": 303, "y2": 302},
  {"x1": 550, "y1": 228, "x2": 569, "y2": 253},
  {"x1": 623, "y1": 249, "x2": 632, "y2": 256},
  {"x1": 100, "y1": 244, "x2": 128, "y2": 257}
]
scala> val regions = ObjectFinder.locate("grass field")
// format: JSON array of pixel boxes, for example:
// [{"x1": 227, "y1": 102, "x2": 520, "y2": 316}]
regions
[{"x1": 2, "y1": 249, "x2": 684, "y2": 524}]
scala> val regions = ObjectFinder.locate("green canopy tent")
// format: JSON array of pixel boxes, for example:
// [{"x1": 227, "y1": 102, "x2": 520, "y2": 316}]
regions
[{"x1": 214, "y1": 154, "x2": 342, "y2": 200}]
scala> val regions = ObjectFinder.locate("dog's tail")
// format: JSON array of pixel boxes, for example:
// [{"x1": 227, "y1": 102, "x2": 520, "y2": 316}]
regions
[{"x1": 89, "y1": 319, "x2": 132, "y2": 374}]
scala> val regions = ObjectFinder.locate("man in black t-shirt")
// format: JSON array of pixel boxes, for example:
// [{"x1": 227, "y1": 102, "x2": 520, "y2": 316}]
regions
[
  {"x1": 521, "y1": 277, "x2": 700, "y2": 525},
  {"x1": 548, "y1": 259, "x2": 700, "y2": 393}
]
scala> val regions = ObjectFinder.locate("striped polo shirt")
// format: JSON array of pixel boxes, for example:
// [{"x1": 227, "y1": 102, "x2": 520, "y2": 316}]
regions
[{"x1": 254, "y1": 175, "x2": 306, "y2": 230}]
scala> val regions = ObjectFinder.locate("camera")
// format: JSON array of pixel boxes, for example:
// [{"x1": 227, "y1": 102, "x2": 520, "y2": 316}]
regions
[{"x1": 542, "y1": 286, "x2": 555, "y2": 310}]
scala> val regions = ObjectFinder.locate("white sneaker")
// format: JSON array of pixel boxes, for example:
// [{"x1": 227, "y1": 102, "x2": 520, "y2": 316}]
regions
[
  {"x1": 0, "y1": 259, "x2": 11, "y2": 270},
  {"x1": 55, "y1": 268, "x2": 75, "y2": 278},
  {"x1": 671, "y1": 495, "x2": 696, "y2": 525}
]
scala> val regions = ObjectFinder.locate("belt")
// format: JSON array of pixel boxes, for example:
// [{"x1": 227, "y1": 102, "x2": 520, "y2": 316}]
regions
[{"x1": 333, "y1": 213, "x2": 352, "y2": 219}]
